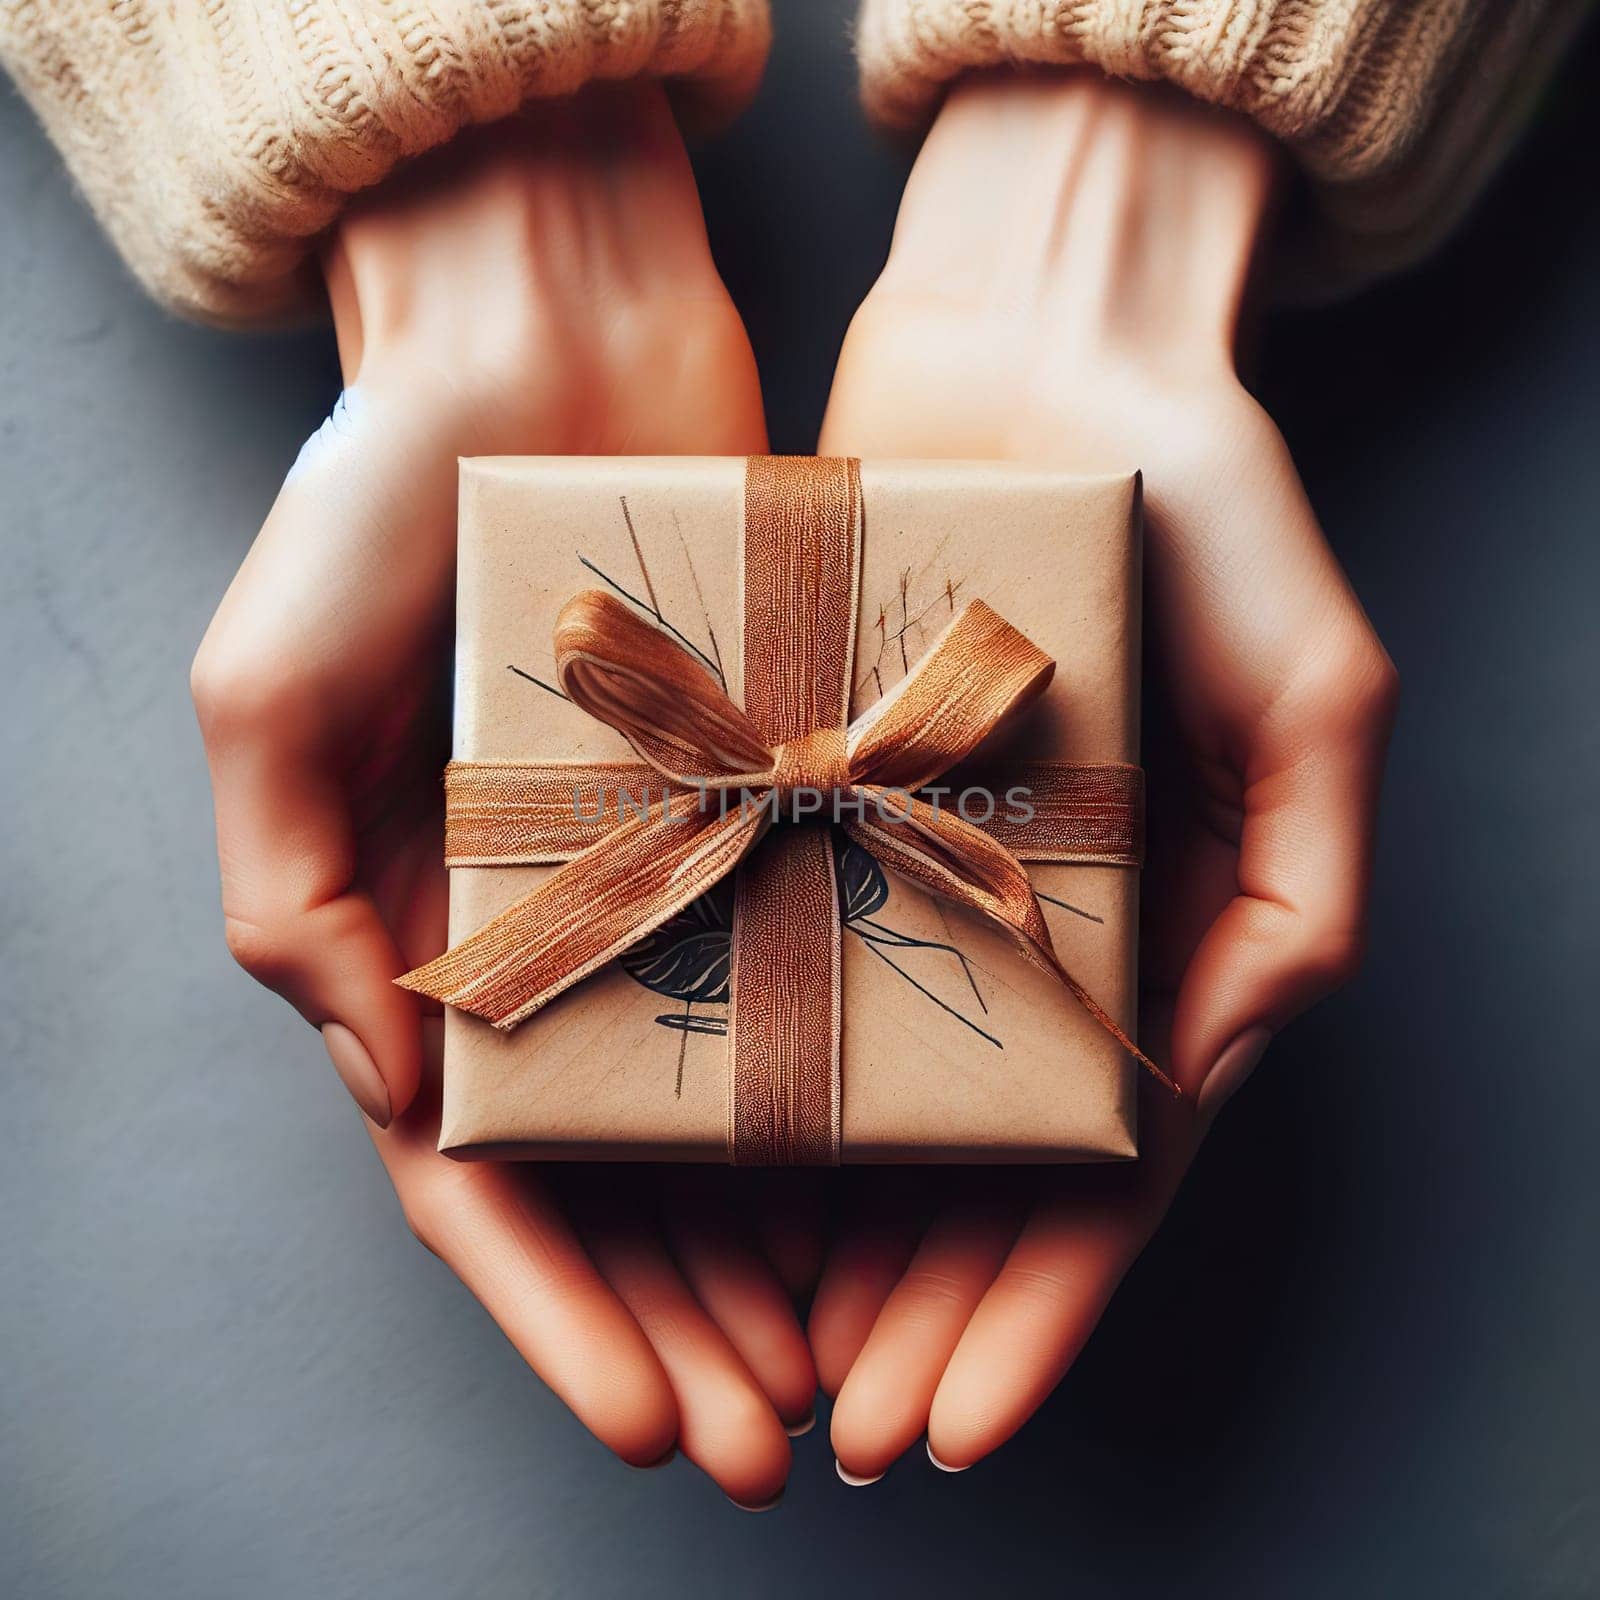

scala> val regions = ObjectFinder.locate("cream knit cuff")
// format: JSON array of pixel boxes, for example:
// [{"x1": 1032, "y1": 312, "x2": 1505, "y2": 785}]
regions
[
  {"x1": 855, "y1": 0, "x2": 1593, "y2": 293},
  {"x1": 0, "y1": 0, "x2": 770, "y2": 325}
]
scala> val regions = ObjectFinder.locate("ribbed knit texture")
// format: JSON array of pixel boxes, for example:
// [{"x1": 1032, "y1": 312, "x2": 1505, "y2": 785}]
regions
[
  {"x1": 856, "y1": 0, "x2": 1592, "y2": 290},
  {"x1": 0, "y1": 1, "x2": 771, "y2": 325},
  {"x1": 0, "y1": 2, "x2": 1589, "y2": 318}
]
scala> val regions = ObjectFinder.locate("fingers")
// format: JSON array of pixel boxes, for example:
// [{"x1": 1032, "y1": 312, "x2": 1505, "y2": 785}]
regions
[
  {"x1": 751, "y1": 1172, "x2": 827, "y2": 1301},
  {"x1": 829, "y1": 1193, "x2": 1023, "y2": 1483},
  {"x1": 371, "y1": 1067, "x2": 678, "y2": 1469},
  {"x1": 377, "y1": 1048, "x2": 798, "y2": 1503},
  {"x1": 661, "y1": 1174, "x2": 819, "y2": 1430},
  {"x1": 925, "y1": 1187, "x2": 1153, "y2": 1471},
  {"x1": 807, "y1": 1173, "x2": 927, "y2": 1397},
  {"x1": 579, "y1": 1200, "x2": 794, "y2": 1510},
  {"x1": 924, "y1": 1090, "x2": 1194, "y2": 1471}
]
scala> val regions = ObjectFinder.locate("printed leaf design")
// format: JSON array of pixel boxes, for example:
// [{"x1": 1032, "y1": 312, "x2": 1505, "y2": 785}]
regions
[
  {"x1": 835, "y1": 836, "x2": 889, "y2": 922},
  {"x1": 619, "y1": 880, "x2": 733, "y2": 1004}
]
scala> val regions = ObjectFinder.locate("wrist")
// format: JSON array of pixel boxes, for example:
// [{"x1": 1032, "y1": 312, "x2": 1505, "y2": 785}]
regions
[
  {"x1": 880, "y1": 70, "x2": 1280, "y2": 379},
  {"x1": 321, "y1": 85, "x2": 725, "y2": 391},
  {"x1": 314, "y1": 83, "x2": 765, "y2": 462}
]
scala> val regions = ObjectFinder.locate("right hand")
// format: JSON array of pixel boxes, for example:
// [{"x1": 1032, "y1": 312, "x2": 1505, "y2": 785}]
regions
[
  {"x1": 810, "y1": 70, "x2": 1400, "y2": 1479},
  {"x1": 191, "y1": 87, "x2": 816, "y2": 1508}
]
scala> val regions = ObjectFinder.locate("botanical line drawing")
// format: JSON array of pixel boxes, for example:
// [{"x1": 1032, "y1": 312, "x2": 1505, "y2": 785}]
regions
[{"x1": 621, "y1": 837, "x2": 1003, "y2": 1098}]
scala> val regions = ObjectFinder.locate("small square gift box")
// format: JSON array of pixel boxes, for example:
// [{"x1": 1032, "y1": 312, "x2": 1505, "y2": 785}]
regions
[{"x1": 401, "y1": 457, "x2": 1173, "y2": 1164}]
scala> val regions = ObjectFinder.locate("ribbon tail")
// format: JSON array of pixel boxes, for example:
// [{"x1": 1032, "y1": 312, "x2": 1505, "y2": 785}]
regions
[
  {"x1": 846, "y1": 792, "x2": 1180, "y2": 1098},
  {"x1": 399, "y1": 791, "x2": 768, "y2": 1029}
]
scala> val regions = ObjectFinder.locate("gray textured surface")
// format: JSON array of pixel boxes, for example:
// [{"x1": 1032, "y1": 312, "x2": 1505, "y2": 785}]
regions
[{"x1": 4, "y1": 5, "x2": 1598, "y2": 1597}]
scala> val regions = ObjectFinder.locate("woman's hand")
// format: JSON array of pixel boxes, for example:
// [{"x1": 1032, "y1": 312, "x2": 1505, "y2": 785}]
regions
[
  {"x1": 812, "y1": 71, "x2": 1399, "y2": 1478},
  {"x1": 190, "y1": 87, "x2": 815, "y2": 1508}
]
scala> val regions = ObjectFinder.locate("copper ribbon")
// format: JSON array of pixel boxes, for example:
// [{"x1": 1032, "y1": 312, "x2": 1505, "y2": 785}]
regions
[{"x1": 400, "y1": 457, "x2": 1175, "y2": 1165}]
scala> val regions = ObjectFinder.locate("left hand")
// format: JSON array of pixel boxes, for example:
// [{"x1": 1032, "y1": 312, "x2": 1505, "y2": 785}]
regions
[
  {"x1": 191, "y1": 87, "x2": 818, "y2": 1508},
  {"x1": 810, "y1": 70, "x2": 1399, "y2": 1479}
]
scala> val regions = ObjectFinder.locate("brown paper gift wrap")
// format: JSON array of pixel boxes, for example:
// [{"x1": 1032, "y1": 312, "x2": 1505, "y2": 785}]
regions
[{"x1": 440, "y1": 458, "x2": 1142, "y2": 1163}]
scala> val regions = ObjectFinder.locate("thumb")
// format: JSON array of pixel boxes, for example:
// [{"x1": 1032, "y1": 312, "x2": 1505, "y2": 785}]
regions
[
  {"x1": 192, "y1": 382, "x2": 461, "y2": 1123},
  {"x1": 1171, "y1": 647, "x2": 1399, "y2": 1121}
]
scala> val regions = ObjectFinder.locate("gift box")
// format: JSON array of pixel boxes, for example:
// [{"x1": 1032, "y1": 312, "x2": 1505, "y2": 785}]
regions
[{"x1": 406, "y1": 456, "x2": 1157, "y2": 1164}]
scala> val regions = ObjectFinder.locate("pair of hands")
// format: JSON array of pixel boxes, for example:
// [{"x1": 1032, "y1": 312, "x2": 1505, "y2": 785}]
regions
[{"x1": 191, "y1": 75, "x2": 1396, "y2": 1507}]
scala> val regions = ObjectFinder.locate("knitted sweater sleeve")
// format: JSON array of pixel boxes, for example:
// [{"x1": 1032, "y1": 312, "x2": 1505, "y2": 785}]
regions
[
  {"x1": 855, "y1": 0, "x2": 1592, "y2": 292},
  {"x1": 0, "y1": 1, "x2": 770, "y2": 326}
]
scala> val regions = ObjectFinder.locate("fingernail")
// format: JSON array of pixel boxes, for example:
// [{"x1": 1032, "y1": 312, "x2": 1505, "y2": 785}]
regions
[
  {"x1": 785, "y1": 1411, "x2": 816, "y2": 1438},
  {"x1": 624, "y1": 1447, "x2": 677, "y2": 1472},
  {"x1": 730, "y1": 1489, "x2": 785, "y2": 1512},
  {"x1": 927, "y1": 1441, "x2": 968, "y2": 1473},
  {"x1": 322, "y1": 1023, "x2": 392, "y2": 1128},
  {"x1": 835, "y1": 1460, "x2": 884, "y2": 1487},
  {"x1": 1196, "y1": 1026, "x2": 1272, "y2": 1123}
]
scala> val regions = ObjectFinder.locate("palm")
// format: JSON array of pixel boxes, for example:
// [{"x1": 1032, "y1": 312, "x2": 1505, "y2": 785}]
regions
[
  {"x1": 813, "y1": 256, "x2": 1393, "y2": 1473},
  {"x1": 821, "y1": 296, "x2": 1240, "y2": 1021}
]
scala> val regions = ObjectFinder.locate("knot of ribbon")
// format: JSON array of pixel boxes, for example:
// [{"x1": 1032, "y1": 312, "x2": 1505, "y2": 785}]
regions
[
  {"x1": 771, "y1": 728, "x2": 851, "y2": 805},
  {"x1": 400, "y1": 457, "x2": 1175, "y2": 1165}
]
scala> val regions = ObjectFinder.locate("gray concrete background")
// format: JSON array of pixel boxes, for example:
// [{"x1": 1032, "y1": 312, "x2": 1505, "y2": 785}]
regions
[{"x1": 4, "y1": 5, "x2": 1598, "y2": 1596}]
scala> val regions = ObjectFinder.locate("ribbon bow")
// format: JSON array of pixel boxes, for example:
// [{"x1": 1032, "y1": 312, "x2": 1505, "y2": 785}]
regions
[{"x1": 401, "y1": 457, "x2": 1174, "y2": 1165}]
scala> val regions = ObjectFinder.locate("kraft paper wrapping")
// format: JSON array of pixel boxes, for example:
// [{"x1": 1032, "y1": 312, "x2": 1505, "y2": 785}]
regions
[{"x1": 440, "y1": 458, "x2": 1141, "y2": 1163}]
